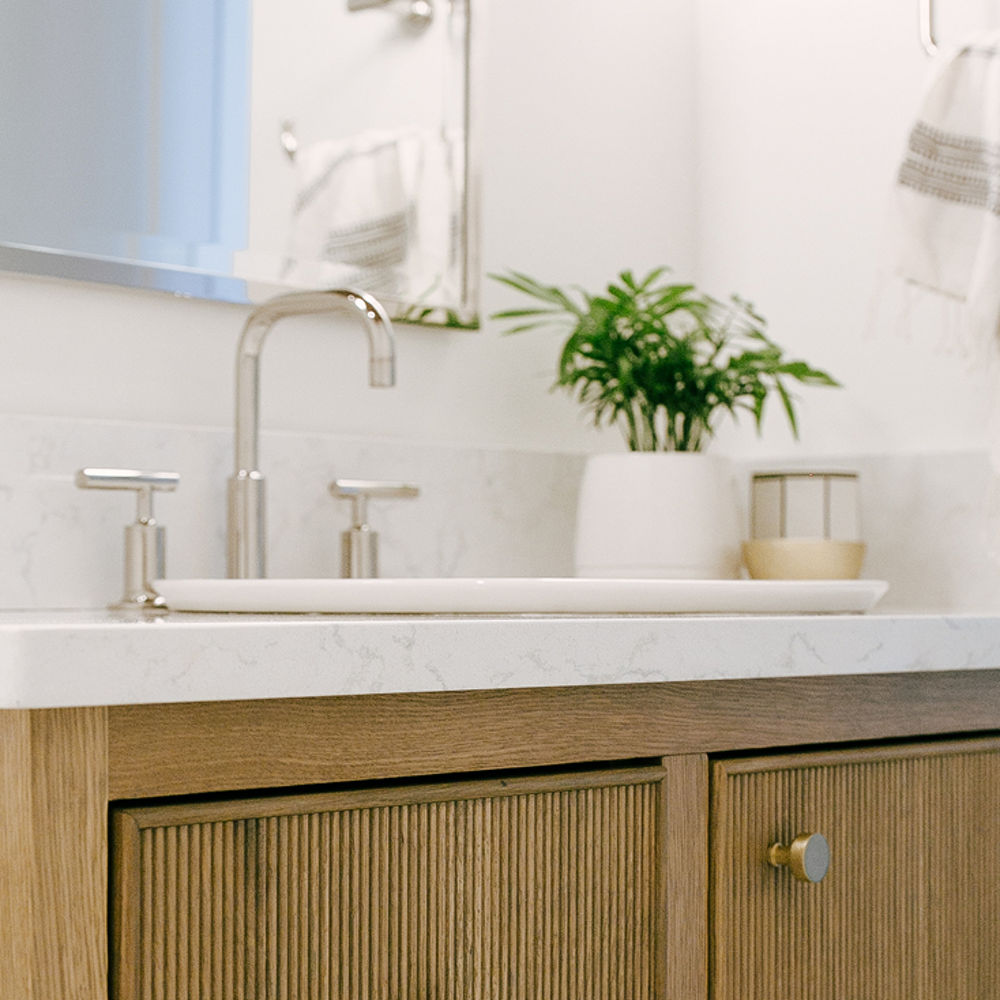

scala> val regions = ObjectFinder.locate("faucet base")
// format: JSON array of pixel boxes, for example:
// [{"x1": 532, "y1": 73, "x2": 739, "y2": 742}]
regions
[{"x1": 227, "y1": 471, "x2": 267, "y2": 579}]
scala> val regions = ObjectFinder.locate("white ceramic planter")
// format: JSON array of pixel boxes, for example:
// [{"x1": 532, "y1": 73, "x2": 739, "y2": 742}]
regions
[{"x1": 574, "y1": 453, "x2": 741, "y2": 579}]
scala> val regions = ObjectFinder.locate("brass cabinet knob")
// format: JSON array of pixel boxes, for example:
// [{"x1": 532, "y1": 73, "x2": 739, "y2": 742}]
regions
[{"x1": 768, "y1": 833, "x2": 830, "y2": 883}]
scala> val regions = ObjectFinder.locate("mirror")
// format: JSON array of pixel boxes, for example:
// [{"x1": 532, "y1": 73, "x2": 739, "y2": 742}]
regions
[{"x1": 0, "y1": 0, "x2": 477, "y2": 326}]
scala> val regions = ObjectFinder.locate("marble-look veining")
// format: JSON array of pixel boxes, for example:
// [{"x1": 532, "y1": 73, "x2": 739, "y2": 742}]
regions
[
  {"x1": 2, "y1": 609, "x2": 1000, "y2": 709},
  {"x1": 767, "y1": 452, "x2": 1000, "y2": 614},
  {"x1": 5, "y1": 415, "x2": 1000, "y2": 616},
  {"x1": 0, "y1": 414, "x2": 583, "y2": 609}
]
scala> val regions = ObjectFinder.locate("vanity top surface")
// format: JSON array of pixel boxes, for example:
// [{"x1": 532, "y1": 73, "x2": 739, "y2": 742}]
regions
[{"x1": 2, "y1": 608, "x2": 1000, "y2": 709}]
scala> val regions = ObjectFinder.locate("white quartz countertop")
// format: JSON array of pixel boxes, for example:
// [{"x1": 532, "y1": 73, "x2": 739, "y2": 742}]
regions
[{"x1": 2, "y1": 609, "x2": 1000, "y2": 709}]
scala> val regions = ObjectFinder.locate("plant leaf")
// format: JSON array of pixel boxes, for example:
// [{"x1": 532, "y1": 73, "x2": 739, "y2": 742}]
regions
[{"x1": 489, "y1": 266, "x2": 840, "y2": 449}]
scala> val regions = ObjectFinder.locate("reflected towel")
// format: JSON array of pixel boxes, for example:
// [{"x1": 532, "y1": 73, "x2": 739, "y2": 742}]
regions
[
  {"x1": 283, "y1": 129, "x2": 412, "y2": 294},
  {"x1": 895, "y1": 30, "x2": 1000, "y2": 338},
  {"x1": 405, "y1": 126, "x2": 464, "y2": 307}
]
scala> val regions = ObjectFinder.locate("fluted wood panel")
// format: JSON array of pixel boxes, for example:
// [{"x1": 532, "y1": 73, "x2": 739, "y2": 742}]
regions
[
  {"x1": 112, "y1": 766, "x2": 666, "y2": 1000},
  {"x1": 711, "y1": 736, "x2": 1000, "y2": 1000}
]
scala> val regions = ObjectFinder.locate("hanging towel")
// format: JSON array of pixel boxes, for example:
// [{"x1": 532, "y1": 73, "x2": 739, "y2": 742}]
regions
[
  {"x1": 895, "y1": 30, "x2": 1000, "y2": 340},
  {"x1": 283, "y1": 129, "x2": 413, "y2": 295}
]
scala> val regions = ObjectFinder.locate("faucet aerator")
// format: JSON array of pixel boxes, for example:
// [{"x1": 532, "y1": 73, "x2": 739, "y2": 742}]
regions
[{"x1": 370, "y1": 357, "x2": 396, "y2": 388}]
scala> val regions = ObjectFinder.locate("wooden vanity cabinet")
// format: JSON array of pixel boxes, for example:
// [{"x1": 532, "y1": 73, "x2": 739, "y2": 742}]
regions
[
  {"x1": 111, "y1": 764, "x2": 691, "y2": 1000},
  {"x1": 110, "y1": 730, "x2": 1000, "y2": 1000},
  {"x1": 7, "y1": 670, "x2": 1000, "y2": 1000},
  {"x1": 710, "y1": 736, "x2": 1000, "y2": 1000}
]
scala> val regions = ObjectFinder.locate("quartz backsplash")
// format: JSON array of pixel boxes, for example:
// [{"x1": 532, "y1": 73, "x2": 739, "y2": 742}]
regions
[
  {"x1": 741, "y1": 452, "x2": 1000, "y2": 615},
  {"x1": 1, "y1": 414, "x2": 583, "y2": 609},
  {"x1": 3, "y1": 412, "x2": 999, "y2": 613}
]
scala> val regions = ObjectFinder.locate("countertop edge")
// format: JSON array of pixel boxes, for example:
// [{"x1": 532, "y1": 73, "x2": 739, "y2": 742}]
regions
[{"x1": 3, "y1": 611, "x2": 1000, "y2": 710}]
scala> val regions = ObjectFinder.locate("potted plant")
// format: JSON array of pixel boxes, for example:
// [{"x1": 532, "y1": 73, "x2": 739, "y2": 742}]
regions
[{"x1": 491, "y1": 267, "x2": 840, "y2": 578}]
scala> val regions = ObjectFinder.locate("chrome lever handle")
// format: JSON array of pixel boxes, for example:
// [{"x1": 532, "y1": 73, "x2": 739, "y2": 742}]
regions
[
  {"x1": 75, "y1": 468, "x2": 179, "y2": 522},
  {"x1": 330, "y1": 478, "x2": 420, "y2": 499},
  {"x1": 76, "y1": 468, "x2": 180, "y2": 609},
  {"x1": 329, "y1": 478, "x2": 420, "y2": 578},
  {"x1": 74, "y1": 468, "x2": 180, "y2": 491}
]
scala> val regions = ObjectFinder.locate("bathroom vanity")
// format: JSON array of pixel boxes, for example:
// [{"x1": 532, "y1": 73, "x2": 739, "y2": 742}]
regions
[{"x1": 3, "y1": 610, "x2": 1000, "y2": 999}]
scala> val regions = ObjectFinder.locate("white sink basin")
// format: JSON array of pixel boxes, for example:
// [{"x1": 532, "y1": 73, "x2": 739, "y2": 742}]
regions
[{"x1": 155, "y1": 577, "x2": 888, "y2": 615}]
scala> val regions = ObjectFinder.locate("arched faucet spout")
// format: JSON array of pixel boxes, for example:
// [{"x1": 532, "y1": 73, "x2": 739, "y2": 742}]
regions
[
  {"x1": 227, "y1": 288, "x2": 396, "y2": 579},
  {"x1": 343, "y1": 290, "x2": 396, "y2": 388}
]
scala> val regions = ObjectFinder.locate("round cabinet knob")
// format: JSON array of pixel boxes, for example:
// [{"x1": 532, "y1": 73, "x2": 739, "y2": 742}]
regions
[{"x1": 768, "y1": 833, "x2": 830, "y2": 883}]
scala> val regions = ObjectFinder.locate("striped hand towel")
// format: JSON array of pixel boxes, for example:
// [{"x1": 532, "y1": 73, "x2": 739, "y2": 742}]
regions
[{"x1": 896, "y1": 31, "x2": 1000, "y2": 338}]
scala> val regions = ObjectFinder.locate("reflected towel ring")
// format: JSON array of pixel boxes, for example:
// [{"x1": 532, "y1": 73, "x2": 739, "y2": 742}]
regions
[{"x1": 347, "y1": 0, "x2": 433, "y2": 30}]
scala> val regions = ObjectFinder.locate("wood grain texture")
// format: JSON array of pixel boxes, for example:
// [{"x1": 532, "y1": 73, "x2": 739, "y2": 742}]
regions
[
  {"x1": 112, "y1": 766, "x2": 668, "y2": 1000},
  {"x1": 710, "y1": 736, "x2": 1000, "y2": 1000},
  {"x1": 108, "y1": 670, "x2": 1000, "y2": 799},
  {"x1": 660, "y1": 755, "x2": 708, "y2": 1000},
  {"x1": 0, "y1": 711, "x2": 35, "y2": 999},
  {"x1": 0, "y1": 708, "x2": 109, "y2": 1000}
]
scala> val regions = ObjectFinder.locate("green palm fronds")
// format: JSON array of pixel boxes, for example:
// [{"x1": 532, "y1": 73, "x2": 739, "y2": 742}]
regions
[{"x1": 490, "y1": 268, "x2": 839, "y2": 452}]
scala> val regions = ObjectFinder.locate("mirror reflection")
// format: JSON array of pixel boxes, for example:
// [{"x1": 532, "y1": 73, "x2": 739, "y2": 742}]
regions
[{"x1": 0, "y1": 0, "x2": 476, "y2": 326}]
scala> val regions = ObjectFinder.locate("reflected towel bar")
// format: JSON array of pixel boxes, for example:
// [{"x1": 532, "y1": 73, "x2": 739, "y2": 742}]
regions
[{"x1": 347, "y1": 0, "x2": 433, "y2": 29}]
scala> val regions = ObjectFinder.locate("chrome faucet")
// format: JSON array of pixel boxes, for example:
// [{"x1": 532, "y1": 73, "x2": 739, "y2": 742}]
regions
[{"x1": 227, "y1": 289, "x2": 396, "y2": 578}]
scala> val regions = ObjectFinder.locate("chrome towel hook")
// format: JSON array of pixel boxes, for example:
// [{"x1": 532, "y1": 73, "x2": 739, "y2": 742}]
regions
[
  {"x1": 279, "y1": 121, "x2": 298, "y2": 161},
  {"x1": 347, "y1": 0, "x2": 433, "y2": 30},
  {"x1": 920, "y1": 0, "x2": 939, "y2": 55}
]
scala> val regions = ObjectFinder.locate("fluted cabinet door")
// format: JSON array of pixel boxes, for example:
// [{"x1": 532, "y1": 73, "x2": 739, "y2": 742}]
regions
[
  {"x1": 112, "y1": 764, "x2": 683, "y2": 1000},
  {"x1": 711, "y1": 736, "x2": 1000, "y2": 1000}
]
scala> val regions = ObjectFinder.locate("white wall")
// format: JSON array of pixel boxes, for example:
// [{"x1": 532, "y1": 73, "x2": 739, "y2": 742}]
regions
[
  {"x1": 696, "y1": 0, "x2": 1000, "y2": 459},
  {"x1": 9, "y1": 0, "x2": 993, "y2": 462},
  {"x1": 0, "y1": 0, "x2": 697, "y2": 456}
]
